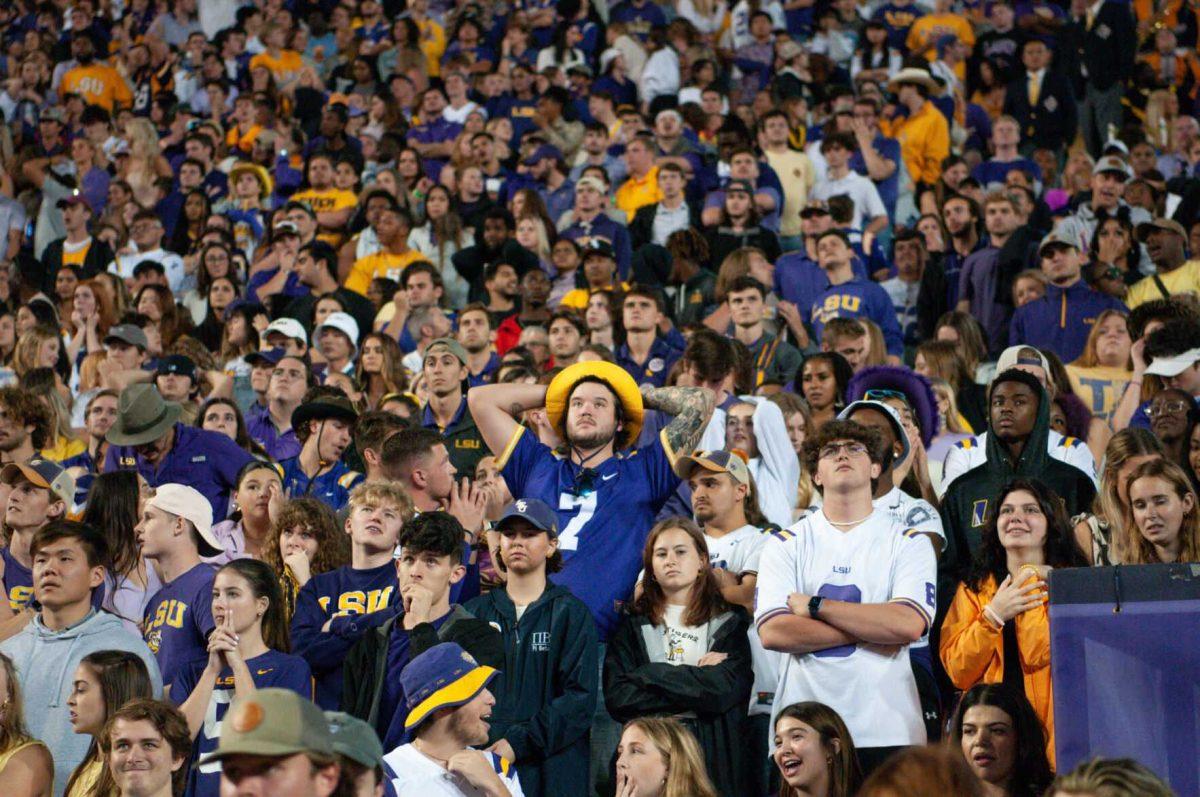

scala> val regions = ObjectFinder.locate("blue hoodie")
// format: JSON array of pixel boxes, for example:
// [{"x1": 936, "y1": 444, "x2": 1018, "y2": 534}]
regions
[
  {"x1": 0, "y1": 609, "x2": 162, "y2": 796},
  {"x1": 1008, "y1": 281, "x2": 1127, "y2": 363}
]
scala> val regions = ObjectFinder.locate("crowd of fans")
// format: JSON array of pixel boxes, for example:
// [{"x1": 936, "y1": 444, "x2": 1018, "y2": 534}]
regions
[{"x1": 0, "y1": 0, "x2": 1197, "y2": 794}]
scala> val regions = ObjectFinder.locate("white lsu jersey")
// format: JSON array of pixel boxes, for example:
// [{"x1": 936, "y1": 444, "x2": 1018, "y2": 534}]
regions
[
  {"x1": 384, "y1": 744, "x2": 525, "y2": 797},
  {"x1": 754, "y1": 509, "x2": 937, "y2": 748}
]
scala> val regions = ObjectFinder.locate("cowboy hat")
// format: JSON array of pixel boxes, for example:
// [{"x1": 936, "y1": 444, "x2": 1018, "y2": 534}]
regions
[
  {"x1": 887, "y1": 68, "x2": 938, "y2": 93},
  {"x1": 229, "y1": 161, "x2": 274, "y2": 201},
  {"x1": 545, "y1": 361, "x2": 644, "y2": 449},
  {"x1": 106, "y1": 385, "x2": 183, "y2": 447}
]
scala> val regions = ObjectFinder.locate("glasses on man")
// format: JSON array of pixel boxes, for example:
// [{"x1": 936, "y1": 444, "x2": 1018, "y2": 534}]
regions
[
  {"x1": 818, "y1": 441, "x2": 870, "y2": 460},
  {"x1": 1146, "y1": 400, "x2": 1191, "y2": 418}
]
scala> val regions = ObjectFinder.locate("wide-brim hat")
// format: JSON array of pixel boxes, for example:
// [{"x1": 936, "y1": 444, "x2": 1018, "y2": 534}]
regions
[
  {"x1": 291, "y1": 394, "x2": 359, "y2": 432},
  {"x1": 107, "y1": 384, "x2": 183, "y2": 447},
  {"x1": 887, "y1": 68, "x2": 938, "y2": 93},
  {"x1": 229, "y1": 161, "x2": 274, "y2": 200},
  {"x1": 545, "y1": 361, "x2": 644, "y2": 449},
  {"x1": 402, "y1": 643, "x2": 499, "y2": 735}
]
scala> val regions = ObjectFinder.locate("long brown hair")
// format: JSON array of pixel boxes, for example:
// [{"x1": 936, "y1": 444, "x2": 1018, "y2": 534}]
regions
[
  {"x1": 631, "y1": 518, "x2": 729, "y2": 627},
  {"x1": 1121, "y1": 459, "x2": 1200, "y2": 565},
  {"x1": 621, "y1": 717, "x2": 718, "y2": 797},
  {"x1": 354, "y1": 332, "x2": 409, "y2": 404},
  {"x1": 774, "y1": 702, "x2": 861, "y2": 797},
  {"x1": 72, "y1": 279, "x2": 117, "y2": 338},
  {"x1": 216, "y1": 559, "x2": 292, "y2": 652},
  {"x1": 64, "y1": 651, "x2": 155, "y2": 797},
  {"x1": 916, "y1": 340, "x2": 974, "y2": 393},
  {"x1": 134, "y1": 284, "x2": 191, "y2": 347},
  {"x1": 858, "y1": 745, "x2": 983, "y2": 797},
  {"x1": 1095, "y1": 429, "x2": 1166, "y2": 560}
]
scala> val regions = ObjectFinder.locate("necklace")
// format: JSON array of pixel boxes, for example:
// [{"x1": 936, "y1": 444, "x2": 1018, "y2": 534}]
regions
[
  {"x1": 826, "y1": 512, "x2": 873, "y2": 526},
  {"x1": 412, "y1": 739, "x2": 450, "y2": 768}
]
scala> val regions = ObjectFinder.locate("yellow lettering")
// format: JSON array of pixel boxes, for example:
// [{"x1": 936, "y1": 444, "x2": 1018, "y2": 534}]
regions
[
  {"x1": 455, "y1": 439, "x2": 481, "y2": 449},
  {"x1": 366, "y1": 588, "x2": 394, "y2": 613},
  {"x1": 337, "y1": 591, "x2": 367, "y2": 615}
]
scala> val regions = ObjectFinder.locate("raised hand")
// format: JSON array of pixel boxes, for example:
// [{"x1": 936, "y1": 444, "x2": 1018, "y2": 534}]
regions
[{"x1": 987, "y1": 573, "x2": 1047, "y2": 624}]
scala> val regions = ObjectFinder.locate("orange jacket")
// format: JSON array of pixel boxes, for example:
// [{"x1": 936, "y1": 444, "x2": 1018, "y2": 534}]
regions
[{"x1": 940, "y1": 574, "x2": 1055, "y2": 766}]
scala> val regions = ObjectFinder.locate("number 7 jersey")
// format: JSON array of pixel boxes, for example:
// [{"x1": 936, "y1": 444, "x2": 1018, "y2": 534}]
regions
[
  {"x1": 754, "y1": 509, "x2": 936, "y2": 748},
  {"x1": 497, "y1": 425, "x2": 681, "y2": 640}
]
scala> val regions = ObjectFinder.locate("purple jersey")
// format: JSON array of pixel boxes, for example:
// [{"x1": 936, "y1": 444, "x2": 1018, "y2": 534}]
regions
[
  {"x1": 172, "y1": 649, "x2": 313, "y2": 797},
  {"x1": 291, "y1": 562, "x2": 399, "y2": 709},
  {"x1": 143, "y1": 563, "x2": 216, "y2": 680}
]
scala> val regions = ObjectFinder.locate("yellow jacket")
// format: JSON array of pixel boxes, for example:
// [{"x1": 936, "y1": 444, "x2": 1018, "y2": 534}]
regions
[
  {"x1": 884, "y1": 101, "x2": 950, "y2": 187},
  {"x1": 940, "y1": 573, "x2": 1055, "y2": 766}
]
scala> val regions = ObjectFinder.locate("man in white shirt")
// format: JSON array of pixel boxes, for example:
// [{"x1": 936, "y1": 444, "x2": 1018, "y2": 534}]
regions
[
  {"x1": 383, "y1": 642, "x2": 524, "y2": 797},
  {"x1": 810, "y1": 131, "x2": 888, "y2": 239},
  {"x1": 676, "y1": 448, "x2": 778, "y2": 795},
  {"x1": 109, "y1": 209, "x2": 186, "y2": 293},
  {"x1": 756, "y1": 418, "x2": 936, "y2": 774}
]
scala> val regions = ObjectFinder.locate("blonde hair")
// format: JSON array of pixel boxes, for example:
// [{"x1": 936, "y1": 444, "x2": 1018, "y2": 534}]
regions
[
  {"x1": 347, "y1": 480, "x2": 416, "y2": 520},
  {"x1": 859, "y1": 318, "x2": 886, "y2": 368},
  {"x1": 124, "y1": 117, "x2": 162, "y2": 161},
  {"x1": 1094, "y1": 428, "x2": 1166, "y2": 561},
  {"x1": 1072, "y1": 309, "x2": 1132, "y2": 370},
  {"x1": 929, "y1": 378, "x2": 971, "y2": 435},
  {"x1": 1120, "y1": 459, "x2": 1200, "y2": 565},
  {"x1": 0, "y1": 652, "x2": 31, "y2": 755},
  {"x1": 12, "y1": 325, "x2": 59, "y2": 378},
  {"x1": 621, "y1": 718, "x2": 719, "y2": 797},
  {"x1": 1053, "y1": 757, "x2": 1175, "y2": 797}
]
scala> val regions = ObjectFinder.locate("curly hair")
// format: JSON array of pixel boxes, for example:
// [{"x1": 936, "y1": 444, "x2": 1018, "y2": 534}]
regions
[
  {"x1": 0, "y1": 385, "x2": 50, "y2": 450},
  {"x1": 262, "y1": 498, "x2": 348, "y2": 623}
]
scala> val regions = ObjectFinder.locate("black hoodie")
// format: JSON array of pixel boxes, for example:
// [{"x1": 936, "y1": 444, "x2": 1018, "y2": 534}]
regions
[{"x1": 939, "y1": 370, "x2": 1097, "y2": 616}]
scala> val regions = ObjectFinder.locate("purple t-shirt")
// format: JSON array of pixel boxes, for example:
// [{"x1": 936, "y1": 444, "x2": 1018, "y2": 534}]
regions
[{"x1": 143, "y1": 562, "x2": 216, "y2": 680}]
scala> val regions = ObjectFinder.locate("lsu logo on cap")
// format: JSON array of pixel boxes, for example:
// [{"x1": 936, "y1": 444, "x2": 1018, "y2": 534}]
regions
[
  {"x1": 231, "y1": 701, "x2": 264, "y2": 733},
  {"x1": 971, "y1": 499, "x2": 989, "y2": 528},
  {"x1": 516, "y1": 499, "x2": 527, "y2": 512}
]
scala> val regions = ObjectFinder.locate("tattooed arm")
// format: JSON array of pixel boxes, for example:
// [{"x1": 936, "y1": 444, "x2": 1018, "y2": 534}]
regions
[
  {"x1": 641, "y1": 384, "x2": 716, "y2": 462},
  {"x1": 468, "y1": 383, "x2": 548, "y2": 457}
]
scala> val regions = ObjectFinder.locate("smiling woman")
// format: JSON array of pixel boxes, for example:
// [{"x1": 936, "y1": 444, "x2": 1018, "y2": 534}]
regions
[
  {"x1": 940, "y1": 479, "x2": 1087, "y2": 766},
  {"x1": 773, "y1": 702, "x2": 860, "y2": 797}
]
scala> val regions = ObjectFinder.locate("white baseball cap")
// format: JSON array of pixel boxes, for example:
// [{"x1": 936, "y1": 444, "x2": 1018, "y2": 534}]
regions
[
  {"x1": 264, "y1": 317, "x2": 307, "y2": 343},
  {"x1": 147, "y1": 484, "x2": 221, "y2": 557},
  {"x1": 1145, "y1": 348, "x2": 1200, "y2": 377},
  {"x1": 314, "y1": 312, "x2": 360, "y2": 358}
]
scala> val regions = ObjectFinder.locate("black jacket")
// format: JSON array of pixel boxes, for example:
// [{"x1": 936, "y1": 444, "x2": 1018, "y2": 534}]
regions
[
  {"x1": 1003, "y1": 69, "x2": 1078, "y2": 152},
  {"x1": 340, "y1": 604, "x2": 504, "y2": 736},
  {"x1": 604, "y1": 608, "x2": 753, "y2": 797},
  {"x1": 916, "y1": 252, "x2": 949, "y2": 343},
  {"x1": 452, "y1": 237, "x2": 540, "y2": 303},
  {"x1": 704, "y1": 226, "x2": 781, "y2": 272},
  {"x1": 939, "y1": 382, "x2": 1097, "y2": 620},
  {"x1": 628, "y1": 200, "x2": 704, "y2": 251},
  {"x1": 1063, "y1": 2, "x2": 1137, "y2": 93},
  {"x1": 465, "y1": 583, "x2": 598, "y2": 797},
  {"x1": 40, "y1": 236, "x2": 114, "y2": 280}
]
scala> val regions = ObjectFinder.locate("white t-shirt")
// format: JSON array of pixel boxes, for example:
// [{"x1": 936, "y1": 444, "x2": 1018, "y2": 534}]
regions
[
  {"x1": 755, "y1": 508, "x2": 936, "y2": 748},
  {"x1": 707, "y1": 524, "x2": 780, "y2": 717},
  {"x1": 876, "y1": 486, "x2": 943, "y2": 653},
  {"x1": 109, "y1": 247, "x2": 187, "y2": 294},
  {"x1": 662, "y1": 604, "x2": 708, "y2": 665},
  {"x1": 384, "y1": 743, "x2": 525, "y2": 797},
  {"x1": 810, "y1": 171, "x2": 887, "y2": 231}
]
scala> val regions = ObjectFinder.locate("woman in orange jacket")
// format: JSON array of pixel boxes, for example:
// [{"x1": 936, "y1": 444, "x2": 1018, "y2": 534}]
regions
[{"x1": 940, "y1": 478, "x2": 1088, "y2": 767}]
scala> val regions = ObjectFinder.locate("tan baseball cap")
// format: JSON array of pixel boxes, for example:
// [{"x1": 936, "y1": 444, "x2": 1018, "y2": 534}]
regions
[
  {"x1": 200, "y1": 689, "x2": 334, "y2": 765},
  {"x1": 0, "y1": 459, "x2": 75, "y2": 506}
]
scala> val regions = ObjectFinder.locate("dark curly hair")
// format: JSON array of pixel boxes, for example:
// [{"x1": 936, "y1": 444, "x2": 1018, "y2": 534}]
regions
[
  {"x1": 398, "y1": 511, "x2": 468, "y2": 564},
  {"x1": 801, "y1": 419, "x2": 887, "y2": 495},
  {"x1": 966, "y1": 478, "x2": 1087, "y2": 592},
  {"x1": 0, "y1": 386, "x2": 51, "y2": 450}
]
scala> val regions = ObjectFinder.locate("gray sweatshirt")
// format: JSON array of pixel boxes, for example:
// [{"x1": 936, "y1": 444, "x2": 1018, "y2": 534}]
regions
[{"x1": 0, "y1": 609, "x2": 163, "y2": 796}]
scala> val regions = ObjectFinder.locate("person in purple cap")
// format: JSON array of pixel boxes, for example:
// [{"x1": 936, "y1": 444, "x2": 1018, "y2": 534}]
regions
[
  {"x1": 382, "y1": 642, "x2": 523, "y2": 797},
  {"x1": 43, "y1": 192, "x2": 113, "y2": 280},
  {"x1": 464, "y1": 498, "x2": 597, "y2": 797}
]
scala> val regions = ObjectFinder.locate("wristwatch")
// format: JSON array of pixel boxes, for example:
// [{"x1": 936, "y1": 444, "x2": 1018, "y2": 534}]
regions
[{"x1": 807, "y1": 595, "x2": 824, "y2": 619}]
